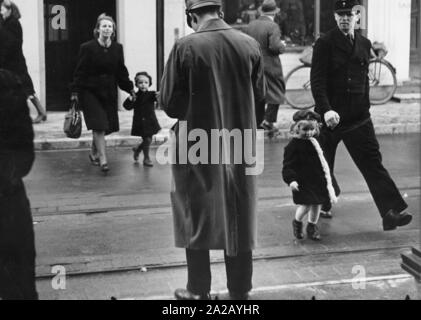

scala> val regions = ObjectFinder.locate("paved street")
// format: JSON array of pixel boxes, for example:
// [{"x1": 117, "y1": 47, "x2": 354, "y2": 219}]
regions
[{"x1": 23, "y1": 133, "x2": 420, "y2": 300}]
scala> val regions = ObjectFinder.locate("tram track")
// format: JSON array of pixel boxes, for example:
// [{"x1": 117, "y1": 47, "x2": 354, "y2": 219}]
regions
[
  {"x1": 35, "y1": 242, "x2": 416, "y2": 280},
  {"x1": 31, "y1": 186, "x2": 420, "y2": 218}
]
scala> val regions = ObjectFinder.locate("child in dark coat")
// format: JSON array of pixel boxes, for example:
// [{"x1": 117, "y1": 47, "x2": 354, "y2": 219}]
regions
[
  {"x1": 282, "y1": 110, "x2": 338, "y2": 241},
  {"x1": 123, "y1": 72, "x2": 161, "y2": 167}
]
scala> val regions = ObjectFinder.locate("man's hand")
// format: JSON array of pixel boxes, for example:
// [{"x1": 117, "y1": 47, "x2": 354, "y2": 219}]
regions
[
  {"x1": 290, "y1": 181, "x2": 300, "y2": 192},
  {"x1": 324, "y1": 111, "x2": 340, "y2": 129}
]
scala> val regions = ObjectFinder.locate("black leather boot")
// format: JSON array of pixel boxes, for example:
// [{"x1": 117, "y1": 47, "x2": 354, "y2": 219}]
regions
[
  {"x1": 383, "y1": 209, "x2": 413, "y2": 231},
  {"x1": 306, "y1": 223, "x2": 321, "y2": 241},
  {"x1": 292, "y1": 219, "x2": 304, "y2": 240}
]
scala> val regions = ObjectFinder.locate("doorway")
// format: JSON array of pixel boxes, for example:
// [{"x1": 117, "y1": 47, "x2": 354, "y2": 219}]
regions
[
  {"x1": 44, "y1": 0, "x2": 116, "y2": 111},
  {"x1": 410, "y1": 0, "x2": 420, "y2": 79}
]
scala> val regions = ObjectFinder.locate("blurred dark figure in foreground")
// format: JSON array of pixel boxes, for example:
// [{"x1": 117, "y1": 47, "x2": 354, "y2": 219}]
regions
[{"x1": 0, "y1": 69, "x2": 38, "y2": 300}]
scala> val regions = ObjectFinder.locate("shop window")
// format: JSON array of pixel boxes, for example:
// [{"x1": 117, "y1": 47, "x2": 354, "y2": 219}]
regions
[{"x1": 222, "y1": 0, "x2": 316, "y2": 48}]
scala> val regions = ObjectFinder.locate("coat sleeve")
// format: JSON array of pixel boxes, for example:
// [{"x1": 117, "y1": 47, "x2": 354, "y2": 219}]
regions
[
  {"x1": 252, "y1": 46, "x2": 266, "y2": 105},
  {"x1": 310, "y1": 38, "x2": 332, "y2": 115},
  {"x1": 159, "y1": 42, "x2": 190, "y2": 119},
  {"x1": 282, "y1": 142, "x2": 299, "y2": 185},
  {"x1": 71, "y1": 44, "x2": 89, "y2": 94},
  {"x1": 268, "y1": 23, "x2": 285, "y2": 55},
  {"x1": 116, "y1": 44, "x2": 134, "y2": 94}
]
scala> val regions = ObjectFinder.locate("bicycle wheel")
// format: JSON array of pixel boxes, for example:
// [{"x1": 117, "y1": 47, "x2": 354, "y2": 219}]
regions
[
  {"x1": 284, "y1": 65, "x2": 315, "y2": 110},
  {"x1": 368, "y1": 59, "x2": 397, "y2": 105}
]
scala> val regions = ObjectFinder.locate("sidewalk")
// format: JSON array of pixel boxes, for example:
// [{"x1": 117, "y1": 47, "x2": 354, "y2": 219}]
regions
[{"x1": 32, "y1": 101, "x2": 420, "y2": 151}]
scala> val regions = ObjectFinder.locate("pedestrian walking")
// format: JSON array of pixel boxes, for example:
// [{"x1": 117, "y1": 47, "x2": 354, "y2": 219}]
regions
[
  {"x1": 0, "y1": 0, "x2": 47, "y2": 124},
  {"x1": 71, "y1": 13, "x2": 135, "y2": 173},
  {"x1": 247, "y1": 0, "x2": 286, "y2": 136},
  {"x1": 0, "y1": 69, "x2": 38, "y2": 300},
  {"x1": 123, "y1": 71, "x2": 161, "y2": 167},
  {"x1": 159, "y1": 0, "x2": 265, "y2": 300},
  {"x1": 282, "y1": 110, "x2": 338, "y2": 241},
  {"x1": 310, "y1": 0, "x2": 412, "y2": 230}
]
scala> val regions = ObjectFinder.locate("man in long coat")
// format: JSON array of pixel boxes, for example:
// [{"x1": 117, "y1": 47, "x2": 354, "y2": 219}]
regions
[
  {"x1": 160, "y1": 0, "x2": 265, "y2": 300},
  {"x1": 247, "y1": 0, "x2": 286, "y2": 133},
  {"x1": 310, "y1": 0, "x2": 412, "y2": 230}
]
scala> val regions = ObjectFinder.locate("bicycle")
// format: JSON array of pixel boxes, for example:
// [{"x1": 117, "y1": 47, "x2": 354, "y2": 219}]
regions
[{"x1": 284, "y1": 48, "x2": 398, "y2": 110}]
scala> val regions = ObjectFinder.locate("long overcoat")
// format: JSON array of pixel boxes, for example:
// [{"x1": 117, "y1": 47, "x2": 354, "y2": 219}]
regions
[
  {"x1": 71, "y1": 40, "x2": 133, "y2": 135},
  {"x1": 159, "y1": 19, "x2": 266, "y2": 257},
  {"x1": 0, "y1": 16, "x2": 35, "y2": 96},
  {"x1": 247, "y1": 16, "x2": 286, "y2": 104}
]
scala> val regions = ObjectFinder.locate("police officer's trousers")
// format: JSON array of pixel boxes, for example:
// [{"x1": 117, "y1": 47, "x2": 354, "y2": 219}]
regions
[{"x1": 320, "y1": 119, "x2": 408, "y2": 217}]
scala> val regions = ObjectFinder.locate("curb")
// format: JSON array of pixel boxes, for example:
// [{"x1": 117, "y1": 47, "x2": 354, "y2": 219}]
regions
[{"x1": 34, "y1": 123, "x2": 420, "y2": 151}]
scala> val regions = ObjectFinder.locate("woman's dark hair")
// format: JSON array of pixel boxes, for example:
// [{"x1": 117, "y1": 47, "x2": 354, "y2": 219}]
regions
[
  {"x1": 93, "y1": 13, "x2": 116, "y2": 39},
  {"x1": 134, "y1": 72, "x2": 153, "y2": 87},
  {"x1": 1, "y1": 0, "x2": 22, "y2": 20}
]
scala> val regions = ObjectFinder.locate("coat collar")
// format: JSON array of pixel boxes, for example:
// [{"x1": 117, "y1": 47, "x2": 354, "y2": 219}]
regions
[
  {"x1": 333, "y1": 28, "x2": 362, "y2": 58},
  {"x1": 258, "y1": 15, "x2": 273, "y2": 22},
  {"x1": 332, "y1": 27, "x2": 361, "y2": 56},
  {"x1": 197, "y1": 18, "x2": 232, "y2": 33}
]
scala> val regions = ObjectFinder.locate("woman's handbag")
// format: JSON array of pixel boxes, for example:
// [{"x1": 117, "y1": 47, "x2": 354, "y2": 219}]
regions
[{"x1": 63, "y1": 100, "x2": 82, "y2": 139}]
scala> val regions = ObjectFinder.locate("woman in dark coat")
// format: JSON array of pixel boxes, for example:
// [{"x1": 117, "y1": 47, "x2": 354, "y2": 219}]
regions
[
  {"x1": 282, "y1": 110, "x2": 338, "y2": 241},
  {"x1": 71, "y1": 13, "x2": 134, "y2": 172},
  {"x1": 123, "y1": 72, "x2": 161, "y2": 167},
  {"x1": 0, "y1": 0, "x2": 47, "y2": 124},
  {"x1": 0, "y1": 69, "x2": 38, "y2": 300}
]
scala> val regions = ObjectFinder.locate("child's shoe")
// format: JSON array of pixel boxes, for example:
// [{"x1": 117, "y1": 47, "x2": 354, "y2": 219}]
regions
[
  {"x1": 306, "y1": 223, "x2": 321, "y2": 241},
  {"x1": 292, "y1": 219, "x2": 304, "y2": 240}
]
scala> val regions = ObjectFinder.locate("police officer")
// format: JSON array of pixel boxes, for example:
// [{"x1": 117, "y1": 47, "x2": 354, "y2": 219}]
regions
[
  {"x1": 160, "y1": 0, "x2": 265, "y2": 300},
  {"x1": 311, "y1": 0, "x2": 412, "y2": 230}
]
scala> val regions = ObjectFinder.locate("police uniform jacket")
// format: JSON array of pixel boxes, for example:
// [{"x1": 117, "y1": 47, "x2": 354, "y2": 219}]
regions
[
  {"x1": 160, "y1": 18, "x2": 266, "y2": 257},
  {"x1": 311, "y1": 27, "x2": 372, "y2": 127}
]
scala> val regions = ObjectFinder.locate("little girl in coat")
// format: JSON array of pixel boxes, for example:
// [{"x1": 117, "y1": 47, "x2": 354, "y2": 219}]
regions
[
  {"x1": 282, "y1": 110, "x2": 338, "y2": 241},
  {"x1": 123, "y1": 72, "x2": 161, "y2": 167}
]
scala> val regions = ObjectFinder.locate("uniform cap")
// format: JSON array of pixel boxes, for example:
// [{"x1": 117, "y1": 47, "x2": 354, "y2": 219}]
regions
[
  {"x1": 185, "y1": 0, "x2": 222, "y2": 12},
  {"x1": 334, "y1": 0, "x2": 360, "y2": 13}
]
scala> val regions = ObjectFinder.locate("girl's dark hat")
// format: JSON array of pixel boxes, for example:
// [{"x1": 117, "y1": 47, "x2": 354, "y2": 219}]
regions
[
  {"x1": 293, "y1": 110, "x2": 321, "y2": 123},
  {"x1": 260, "y1": 0, "x2": 280, "y2": 14},
  {"x1": 335, "y1": 0, "x2": 360, "y2": 13},
  {"x1": 185, "y1": 0, "x2": 222, "y2": 12}
]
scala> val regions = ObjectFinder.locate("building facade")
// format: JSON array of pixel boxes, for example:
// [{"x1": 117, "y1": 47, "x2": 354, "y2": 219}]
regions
[{"x1": 13, "y1": 0, "x2": 418, "y2": 111}]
